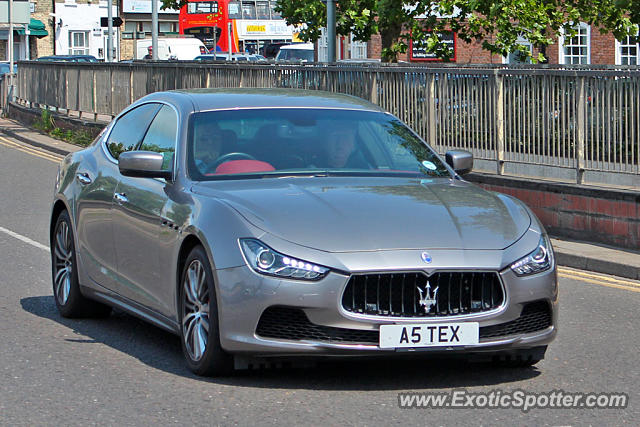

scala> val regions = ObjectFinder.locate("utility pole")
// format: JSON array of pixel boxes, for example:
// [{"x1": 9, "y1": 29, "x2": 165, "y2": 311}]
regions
[
  {"x1": 325, "y1": 0, "x2": 336, "y2": 62},
  {"x1": 227, "y1": 22, "x2": 232, "y2": 60},
  {"x1": 152, "y1": 0, "x2": 158, "y2": 59},
  {"x1": 24, "y1": 25, "x2": 29, "y2": 59},
  {"x1": 107, "y1": 0, "x2": 113, "y2": 61},
  {"x1": 9, "y1": 0, "x2": 14, "y2": 86}
]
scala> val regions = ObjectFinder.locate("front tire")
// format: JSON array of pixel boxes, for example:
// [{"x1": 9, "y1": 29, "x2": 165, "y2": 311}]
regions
[
  {"x1": 179, "y1": 245, "x2": 233, "y2": 376},
  {"x1": 51, "y1": 210, "x2": 111, "y2": 318}
]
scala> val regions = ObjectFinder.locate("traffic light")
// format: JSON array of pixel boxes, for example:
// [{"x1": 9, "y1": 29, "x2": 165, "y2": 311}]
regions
[{"x1": 100, "y1": 17, "x2": 123, "y2": 27}]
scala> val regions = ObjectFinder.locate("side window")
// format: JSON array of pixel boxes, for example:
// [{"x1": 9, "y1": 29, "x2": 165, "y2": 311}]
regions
[
  {"x1": 140, "y1": 105, "x2": 178, "y2": 171},
  {"x1": 106, "y1": 103, "x2": 162, "y2": 159}
]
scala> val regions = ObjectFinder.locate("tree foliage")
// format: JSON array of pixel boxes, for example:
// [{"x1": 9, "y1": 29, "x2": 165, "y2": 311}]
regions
[{"x1": 273, "y1": 0, "x2": 638, "y2": 62}]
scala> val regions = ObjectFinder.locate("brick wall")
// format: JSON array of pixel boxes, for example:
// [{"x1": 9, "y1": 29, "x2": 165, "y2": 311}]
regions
[
  {"x1": 32, "y1": 0, "x2": 55, "y2": 57},
  {"x1": 366, "y1": 24, "x2": 626, "y2": 65},
  {"x1": 120, "y1": 38, "x2": 135, "y2": 60},
  {"x1": 468, "y1": 174, "x2": 640, "y2": 250}
]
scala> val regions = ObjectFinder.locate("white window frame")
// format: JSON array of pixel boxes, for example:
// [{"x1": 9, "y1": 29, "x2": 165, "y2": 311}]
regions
[
  {"x1": 615, "y1": 33, "x2": 639, "y2": 65},
  {"x1": 502, "y1": 37, "x2": 533, "y2": 64},
  {"x1": 69, "y1": 31, "x2": 90, "y2": 55},
  {"x1": 349, "y1": 33, "x2": 367, "y2": 59},
  {"x1": 558, "y1": 23, "x2": 590, "y2": 65},
  {"x1": 318, "y1": 28, "x2": 328, "y2": 62}
]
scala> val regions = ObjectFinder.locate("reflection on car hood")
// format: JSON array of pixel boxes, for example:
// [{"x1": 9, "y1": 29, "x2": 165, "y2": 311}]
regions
[{"x1": 192, "y1": 177, "x2": 531, "y2": 252}]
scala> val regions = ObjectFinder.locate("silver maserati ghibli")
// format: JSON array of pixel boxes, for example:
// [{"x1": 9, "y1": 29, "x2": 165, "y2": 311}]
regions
[{"x1": 50, "y1": 88, "x2": 557, "y2": 376}]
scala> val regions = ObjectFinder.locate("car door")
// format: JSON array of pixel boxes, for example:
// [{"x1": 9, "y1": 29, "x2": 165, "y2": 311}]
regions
[
  {"x1": 112, "y1": 104, "x2": 178, "y2": 315},
  {"x1": 75, "y1": 103, "x2": 162, "y2": 292}
]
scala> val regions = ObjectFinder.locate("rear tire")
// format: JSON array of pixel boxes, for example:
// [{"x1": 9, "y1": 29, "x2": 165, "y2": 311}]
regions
[
  {"x1": 51, "y1": 210, "x2": 111, "y2": 318},
  {"x1": 179, "y1": 245, "x2": 233, "y2": 376}
]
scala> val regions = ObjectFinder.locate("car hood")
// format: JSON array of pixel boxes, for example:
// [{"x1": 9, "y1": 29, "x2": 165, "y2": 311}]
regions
[{"x1": 192, "y1": 177, "x2": 531, "y2": 252}]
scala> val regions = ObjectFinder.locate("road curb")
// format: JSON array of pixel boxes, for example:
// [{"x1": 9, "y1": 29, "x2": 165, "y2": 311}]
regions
[
  {"x1": 0, "y1": 127, "x2": 72, "y2": 157},
  {"x1": 554, "y1": 251, "x2": 639, "y2": 280}
]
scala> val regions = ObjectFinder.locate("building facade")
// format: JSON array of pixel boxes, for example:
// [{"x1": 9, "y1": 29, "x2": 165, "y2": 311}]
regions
[
  {"x1": 0, "y1": 0, "x2": 50, "y2": 60},
  {"x1": 120, "y1": 0, "x2": 179, "y2": 60},
  {"x1": 365, "y1": 24, "x2": 636, "y2": 66},
  {"x1": 53, "y1": 0, "x2": 118, "y2": 60}
]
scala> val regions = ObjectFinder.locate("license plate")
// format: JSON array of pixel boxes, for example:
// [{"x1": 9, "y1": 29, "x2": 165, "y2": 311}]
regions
[{"x1": 379, "y1": 323, "x2": 479, "y2": 349}]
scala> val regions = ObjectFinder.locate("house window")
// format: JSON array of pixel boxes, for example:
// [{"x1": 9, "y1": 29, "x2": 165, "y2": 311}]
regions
[
  {"x1": 350, "y1": 34, "x2": 367, "y2": 59},
  {"x1": 503, "y1": 37, "x2": 532, "y2": 64},
  {"x1": 318, "y1": 28, "x2": 328, "y2": 62},
  {"x1": 559, "y1": 24, "x2": 590, "y2": 64},
  {"x1": 69, "y1": 31, "x2": 90, "y2": 55},
  {"x1": 617, "y1": 34, "x2": 639, "y2": 65}
]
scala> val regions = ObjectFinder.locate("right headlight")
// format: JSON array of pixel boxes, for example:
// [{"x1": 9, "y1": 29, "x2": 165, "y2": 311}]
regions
[
  {"x1": 239, "y1": 238, "x2": 330, "y2": 281},
  {"x1": 510, "y1": 234, "x2": 554, "y2": 276}
]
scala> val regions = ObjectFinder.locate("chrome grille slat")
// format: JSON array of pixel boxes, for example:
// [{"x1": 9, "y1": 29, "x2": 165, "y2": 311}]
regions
[{"x1": 342, "y1": 271, "x2": 504, "y2": 318}]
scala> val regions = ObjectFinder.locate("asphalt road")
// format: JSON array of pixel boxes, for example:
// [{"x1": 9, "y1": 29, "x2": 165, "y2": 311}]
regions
[{"x1": 1, "y1": 135, "x2": 639, "y2": 426}]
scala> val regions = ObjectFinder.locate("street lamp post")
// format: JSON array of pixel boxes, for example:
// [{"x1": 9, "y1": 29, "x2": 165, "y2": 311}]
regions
[
  {"x1": 324, "y1": 0, "x2": 336, "y2": 63},
  {"x1": 152, "y1": 0, "x2": 158, "y2": 59},
  {"x1": 107, "y1": 0, "x2": 113, "y2": 61},
  {"x1": 9, "y1": 0, "x2": 14, "y2": 87}
]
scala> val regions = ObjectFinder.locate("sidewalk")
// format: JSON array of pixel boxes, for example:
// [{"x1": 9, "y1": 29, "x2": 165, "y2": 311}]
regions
[{"x1": 1, "y1": 117, "x2": 639, "y2": 281}]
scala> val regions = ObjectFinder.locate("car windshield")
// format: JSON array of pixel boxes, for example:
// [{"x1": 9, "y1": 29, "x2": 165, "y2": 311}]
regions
[
  {"x1": 188, "y1": 108, "x2": 450, "y2": 180},
  {"x1": 277, "y1": 49, "x2": 314, "y2": 61}
]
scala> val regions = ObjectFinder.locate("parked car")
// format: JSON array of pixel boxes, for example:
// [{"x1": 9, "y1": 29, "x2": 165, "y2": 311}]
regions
[
  {"x1": 263, "y1": 42, "x2": 290, "y2": 59},
  {"x1": 194, "y1": 53, "x2": 267, "y2": 62},
  {"x1": 50, "y1": 88, "x2": 557, "y2": 376},
  {"x1": 36, "y1": 55, "x2": 99, "y2": 62},
  {"x1": 136, "y1": 38, "x2": 207, "y2": 60},
  {"x1": 275, "y1": 43, "x2": 314, "y2": 62}
]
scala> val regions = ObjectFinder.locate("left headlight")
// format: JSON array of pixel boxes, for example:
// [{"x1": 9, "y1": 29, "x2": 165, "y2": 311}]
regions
[
  {"x1": 239, "y1": 239, "x2": 330, "y2": 281},
  {"x1": 510, "y1": 234, "x2": 554, "y2": 276}
]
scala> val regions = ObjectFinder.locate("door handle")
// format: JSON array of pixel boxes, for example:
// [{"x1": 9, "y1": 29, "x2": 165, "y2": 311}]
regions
[
  {"x1": 114, "y1": 192, "x2": 128, "y2": 205},
  {"x1": 76, "y1": 173, "x2": 92, "y2": 185}
]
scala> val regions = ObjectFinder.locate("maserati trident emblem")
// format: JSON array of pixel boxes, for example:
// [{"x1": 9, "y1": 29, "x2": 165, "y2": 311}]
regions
[
  {"x1": 421, "y1": 251, "x2": 432, "y2": 263},
  {"x1": 417, "y1": 281, "x2": 439, "y2": 312}
]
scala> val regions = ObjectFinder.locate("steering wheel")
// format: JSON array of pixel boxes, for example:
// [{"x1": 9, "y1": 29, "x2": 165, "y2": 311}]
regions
[{"x1": 212, "y1": 152, "x2": 257, "y2": 169}]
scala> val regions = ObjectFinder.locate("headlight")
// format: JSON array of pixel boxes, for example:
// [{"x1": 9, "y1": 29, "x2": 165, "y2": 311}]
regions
[
  {"x1": 510, "y1": 234, "x2": 554, "y2": 276},
  {"x1": 239, "y1": 239, "x2": 329, "y2": 281}
]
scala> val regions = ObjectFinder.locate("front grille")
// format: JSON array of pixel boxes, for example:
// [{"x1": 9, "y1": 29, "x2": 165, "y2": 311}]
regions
[
  {"x1": 256, "y1": 306, "x2": 379, "y2": 344},
  {"x1": 479, "y1": 300, "x2": 552, "y2": 339},
  {"x1": 255, "y1": 301, "x2": 552, "y2": 345},
  {"x1": 341, "y1": 272, "x2": 504, "y2": 317}
]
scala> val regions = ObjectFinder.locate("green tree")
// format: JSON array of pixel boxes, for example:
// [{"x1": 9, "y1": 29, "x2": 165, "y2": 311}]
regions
[
  {"x1": 270, "y1": 0, "x2": 637, "y2": 62},
  {"x1": 441, "y1": 0, "x2": 637, "y2": 62}
]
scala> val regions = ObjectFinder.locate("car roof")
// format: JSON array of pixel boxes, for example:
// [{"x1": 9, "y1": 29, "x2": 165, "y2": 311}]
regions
[
  {"x1": 138, "y1": 88, "x2": 385, "y2": 113},
  {"x1": 279, "y1": 43, "x2": 314, "y2": 50}
]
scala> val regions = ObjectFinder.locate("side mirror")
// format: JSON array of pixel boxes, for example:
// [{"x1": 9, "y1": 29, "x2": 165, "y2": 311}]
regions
[
  {"x1": 445, "y1": 150, "x2": 473, "y2": 176},
  {"x1": 118, "y1": 151, "x2": 172, "y2": 180}
]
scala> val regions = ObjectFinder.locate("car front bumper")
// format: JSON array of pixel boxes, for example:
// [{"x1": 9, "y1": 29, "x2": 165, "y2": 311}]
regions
[{"x1": 214, "y1": 261, "x2": 558, "y2": 357}]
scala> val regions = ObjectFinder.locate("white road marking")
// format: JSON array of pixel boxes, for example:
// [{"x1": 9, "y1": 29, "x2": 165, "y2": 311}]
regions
[{"x1": 0, "y1": 226, "x2": 49, "y2": 252}]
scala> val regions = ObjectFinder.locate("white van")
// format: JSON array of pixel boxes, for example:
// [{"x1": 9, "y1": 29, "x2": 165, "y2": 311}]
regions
[
  {"x1": 275, "y1": 43, "x2": 315, "y2": 62},
  {"x1": 136, "y1": 38, "x2": 207, "y2": 60}
]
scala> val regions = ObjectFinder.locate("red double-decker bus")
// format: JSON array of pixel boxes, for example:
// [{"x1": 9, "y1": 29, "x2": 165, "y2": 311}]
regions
[{"x1": 179, "y1": 0, "x2": 239, "y2": 53}]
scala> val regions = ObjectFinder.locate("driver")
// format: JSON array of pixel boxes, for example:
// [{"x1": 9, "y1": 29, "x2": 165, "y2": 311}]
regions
[{"x1": 194, "y1": 123, "x2": 223, "y2": 173}]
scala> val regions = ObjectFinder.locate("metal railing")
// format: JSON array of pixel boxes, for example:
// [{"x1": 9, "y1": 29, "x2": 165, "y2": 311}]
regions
[{"x1": 13, "y1": 61, "x2": 640, "y2": 186}]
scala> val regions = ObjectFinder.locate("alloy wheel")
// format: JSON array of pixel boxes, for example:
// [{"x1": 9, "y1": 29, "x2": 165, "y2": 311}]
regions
[
  {"x1": 182, "y1": 259, "x2": 210, "y2": 362},
  {"x1": 53, "y1": 220, "x2": 73, "y2": 306}
]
